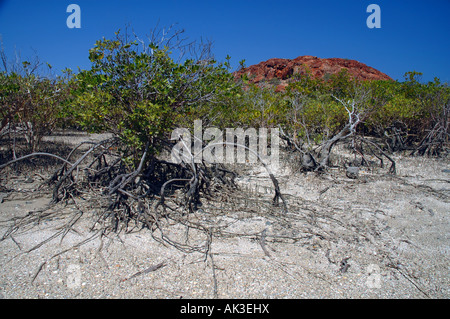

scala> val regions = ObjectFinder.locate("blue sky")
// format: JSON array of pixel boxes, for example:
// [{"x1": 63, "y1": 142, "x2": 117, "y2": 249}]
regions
[{"x1": 0, "y1": 0, "x2": 449, "y2": 82}]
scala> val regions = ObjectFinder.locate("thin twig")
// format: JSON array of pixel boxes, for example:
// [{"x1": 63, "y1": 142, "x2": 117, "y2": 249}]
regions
[
  {"x1": 121, "y1": 261, "x2": 167, "y2": 282},
  {"x1": 0, "y1": 152, "x2": 74, "y2": 170}
]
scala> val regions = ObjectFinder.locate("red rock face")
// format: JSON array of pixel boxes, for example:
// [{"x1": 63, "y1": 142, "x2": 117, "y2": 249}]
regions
[{"x1": 234, "y1": 56, "x2": 392, "y2": 91}]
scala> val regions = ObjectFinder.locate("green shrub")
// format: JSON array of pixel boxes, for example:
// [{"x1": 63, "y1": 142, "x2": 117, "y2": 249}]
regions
[
  {"x1": 0, "y1": 66, "x2": 69, "y2": 152},
  {"x1": 71, "y1": 30, "x2": 239, "y2": 165}
]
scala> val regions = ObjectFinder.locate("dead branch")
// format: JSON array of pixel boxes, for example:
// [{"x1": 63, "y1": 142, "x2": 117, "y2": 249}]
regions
[
  {"x1": 121, "y1": 261, "x2": 167, "y2": 282},
  {"x1": 358, "y1": 137, "x2": 396, "y2": 174},
  {"x1": 52, "y1": 137, "x2": 117, "y2": 203},
  {"x1": 108, "y1": 141, "x2": 149, "y2": 196},
  {"x1": 194, "y1": 141, "x2": 288, "y2": 213},
  {"x1": 0, "y1": 152, "x2": 74, "y2": 170}
]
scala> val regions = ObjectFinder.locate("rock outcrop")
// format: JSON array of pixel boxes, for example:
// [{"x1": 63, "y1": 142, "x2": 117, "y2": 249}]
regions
[{"x1": 234, "y1": 55, "x2": 392, "y2": 91}]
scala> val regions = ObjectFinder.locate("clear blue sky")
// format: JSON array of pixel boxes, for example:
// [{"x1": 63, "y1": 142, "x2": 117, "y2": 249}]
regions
[{"x1": 0, "y1": 0, "x2": 449, "y2": 82}]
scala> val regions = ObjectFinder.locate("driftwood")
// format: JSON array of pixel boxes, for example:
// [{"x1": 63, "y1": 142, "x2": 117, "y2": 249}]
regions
[{"x1": 279, "y1": 90, "x2": 399, "y2": 176}]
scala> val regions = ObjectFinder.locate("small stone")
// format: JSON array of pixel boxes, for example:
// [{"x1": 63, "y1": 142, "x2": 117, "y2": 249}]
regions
[
  {"x1": 346, "y1": 166, "x2": 359, "y2": 179},
  {"x1": 302, "y1": 154, "x2": 315, "y2": 169},
  {"x1": 24, "y1": 177, "x2": 34, "y2": 183}
]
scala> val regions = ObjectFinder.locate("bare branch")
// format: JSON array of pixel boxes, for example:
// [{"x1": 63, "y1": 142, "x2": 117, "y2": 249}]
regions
[{"x1": 0, "y1": 152, "x2": 74, "y2": 170}]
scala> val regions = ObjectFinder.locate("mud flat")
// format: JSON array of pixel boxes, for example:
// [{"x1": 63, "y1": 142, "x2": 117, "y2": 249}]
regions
[{"x1": 0, "y1": 132, "x2": 448, "y2": 299}]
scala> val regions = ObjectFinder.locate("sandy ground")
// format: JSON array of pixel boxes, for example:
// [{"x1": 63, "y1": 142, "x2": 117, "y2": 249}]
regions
[{"x1": 0, "y1": 132, "x2": 449, "y2": 299}]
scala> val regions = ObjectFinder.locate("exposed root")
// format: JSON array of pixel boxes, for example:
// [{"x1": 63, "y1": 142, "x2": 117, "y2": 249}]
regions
[{"x1": 0, "y1": 136, "x2": 288, "y2": 256}]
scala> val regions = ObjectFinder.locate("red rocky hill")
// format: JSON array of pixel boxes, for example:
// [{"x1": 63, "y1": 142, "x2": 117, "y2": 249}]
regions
[{"x1": 234, "y1": 55, "x2": 393, "y2": 91}]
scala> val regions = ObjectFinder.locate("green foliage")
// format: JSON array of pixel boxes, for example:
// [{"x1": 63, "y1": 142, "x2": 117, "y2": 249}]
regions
[
  {"x1": 286, "y1": 69, "x2": 322, "y2": 96},
  {"x1": 365, "y1": 74, "x2": 449, "y2": 143},
  {"x1": 243, "y1": 67, "x2": 449, "y2": 153},
  {"x1": 70, "y1": 30, "x2": 239, "y2": 164},
  {"x1": 0, "y1": 63, "x2": 71, "y2": 152},
  {"x1": 325, "y1": 69, "x2": 360, "y2": 98},
  {"x1": 1, "y1": 25, "x2": 448, "y2": 159},
  {"x1": 0, "y1": 71, "x2": 19, "y2": 132}
]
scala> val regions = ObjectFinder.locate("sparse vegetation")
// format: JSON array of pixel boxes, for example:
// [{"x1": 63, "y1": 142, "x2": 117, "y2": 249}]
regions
[{"x1": 0, "y1": 26, "x2": 448, "y2": 255}]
